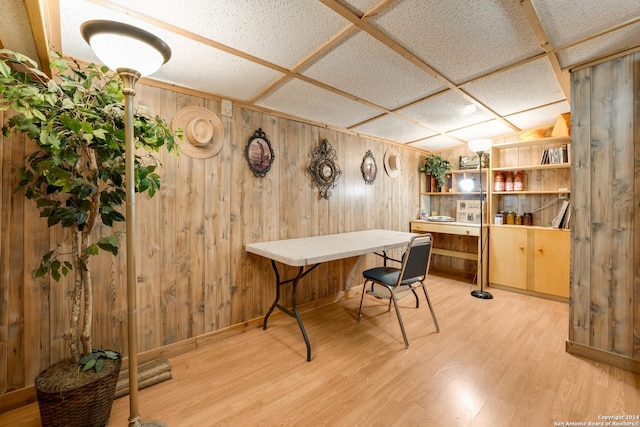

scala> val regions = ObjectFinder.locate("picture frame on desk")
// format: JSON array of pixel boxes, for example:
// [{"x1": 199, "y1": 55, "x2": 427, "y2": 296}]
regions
[{"x1": 456, "y1": 199, "x2": 481, "y2": 224}]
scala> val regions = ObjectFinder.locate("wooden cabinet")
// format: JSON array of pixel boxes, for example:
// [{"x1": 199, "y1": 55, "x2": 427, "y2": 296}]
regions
[
  {"x1": 486, "y1": 131, "x2": 571, "y2": 300},
  {"x1": 489, "y1": 226, "x2": 528, "y2": 290},
  {"x1": 489, "y1": 226, "x2": 569, "y2": 299},
  {"x1": 532, "y1": 228, "x2": 569, "y2": 297}
]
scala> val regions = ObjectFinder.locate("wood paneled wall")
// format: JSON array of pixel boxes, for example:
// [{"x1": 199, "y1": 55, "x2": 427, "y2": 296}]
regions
[
  {"x1": 568, "y1": 51, "x2": 640, "y2": 372},
  {"x1": 0, "y1": 83, "x2": 424, "y2": 396}
]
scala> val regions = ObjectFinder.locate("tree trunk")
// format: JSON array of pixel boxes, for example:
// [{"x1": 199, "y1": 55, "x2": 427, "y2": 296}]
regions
[{"x1": 69, "y1": 230, "x2": 82, "y2": 362}]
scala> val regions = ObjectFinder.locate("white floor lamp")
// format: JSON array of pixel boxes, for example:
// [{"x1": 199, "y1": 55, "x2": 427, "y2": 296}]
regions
[
  {"x1": 81, "y1": 20, "x2": 172, "y2": 427},
  {"x1": 467, "y1": 139, "x2": 493, "y2": 300}
]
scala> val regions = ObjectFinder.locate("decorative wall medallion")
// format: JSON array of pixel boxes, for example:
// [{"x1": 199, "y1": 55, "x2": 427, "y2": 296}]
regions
[
  {"x1": 245, "y1": 128, "x2": 274, "y2": 177},
  {"x1": 361, "y1": 150, "x2": 377, "y2": 184},
  {"x1": 308, "y1": 138, "x2": 341, "y2": 199}
]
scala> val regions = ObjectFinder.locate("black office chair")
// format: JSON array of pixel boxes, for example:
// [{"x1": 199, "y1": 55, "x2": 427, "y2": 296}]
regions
[{"x1": 358, "y1": 234, "x2": 440, "y2": 347}]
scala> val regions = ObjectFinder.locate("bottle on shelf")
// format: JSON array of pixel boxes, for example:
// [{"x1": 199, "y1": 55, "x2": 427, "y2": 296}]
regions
[
  {"x1": 494, "y1": 171, "x2": 505, "y2": 192},
  {"x1": 505, "y1": 211, "x2": 516, "y2": 225},
  {"x1": 514, "y1": 170, "x2": 523, "y2": 191},
  {"x1": 505, "y1": 171, "x2": 514, "y2": 192}
]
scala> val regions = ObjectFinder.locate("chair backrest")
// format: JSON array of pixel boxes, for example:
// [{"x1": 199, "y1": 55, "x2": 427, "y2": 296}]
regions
[{"x1": 399, "y1": 234, "x2": 433, "y2": 283}]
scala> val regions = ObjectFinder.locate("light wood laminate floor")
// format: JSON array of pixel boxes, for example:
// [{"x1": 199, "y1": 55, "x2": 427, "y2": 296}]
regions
[{"x1": 2, "y1": 272, "x2": 639, "y2": 426}]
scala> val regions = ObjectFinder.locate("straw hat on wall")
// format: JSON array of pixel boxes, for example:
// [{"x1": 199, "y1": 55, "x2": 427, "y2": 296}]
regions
[
  {"x1": 384, "y1": 148, "x2": 402, "y2": 178},
  {"x1": 172, "y1": 106, "x2": 224, "y2": 159}
]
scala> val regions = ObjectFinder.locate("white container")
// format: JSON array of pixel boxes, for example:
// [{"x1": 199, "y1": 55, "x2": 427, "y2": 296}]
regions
[{"x1": 494, "y1": 214, "x2": 503, "y2": 225}]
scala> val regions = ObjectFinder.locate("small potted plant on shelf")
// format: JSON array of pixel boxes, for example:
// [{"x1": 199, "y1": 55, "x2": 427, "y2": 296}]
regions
[
  {"x1": 420, "y1": 153, "x2": 453, "y2": 192},
  {"x1": 0, "y1": 49, "x2": 179, "y2": 426}
]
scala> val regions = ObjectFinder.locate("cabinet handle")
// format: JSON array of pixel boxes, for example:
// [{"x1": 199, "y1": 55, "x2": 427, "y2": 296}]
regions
[
  {"x1": 519, "y1": 245, "x2": 524, "y2": 250},
  {"x1": 537, "y1": 248, "x2": 542, "y2": 252}
]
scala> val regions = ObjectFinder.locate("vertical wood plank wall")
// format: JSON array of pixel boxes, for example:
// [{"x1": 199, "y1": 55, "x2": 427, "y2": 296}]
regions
[
  {"x1": 0, "y1": 83, "x2": 424, "y2": 395},
  {"x1": 568, "y1": 51, "x2": 640, "y2": 370}
]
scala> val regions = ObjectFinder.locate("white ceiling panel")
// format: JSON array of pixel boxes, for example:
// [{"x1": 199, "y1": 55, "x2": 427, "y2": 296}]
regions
[
  {"x1": 4, "y1": 0, "x2": 640, "y2": 152},
  {"x1": 352, "y1": 115, "x2": 437, "y2": 144},
  {"x1": 558, "y1": 22, "x2": 640, "y2": 70},
  {"x1": 462, "y1": 57, "x2": 564, "y2": 117},
  {"x1": 398, "y1": 90, "x2": 495, "y2": 133},
  {"x1": 447, "y1": 120, "x2": 515, "y2": 142},
  {"x1": 409, "y1": 135, "x2": 465, "y2": 152},
  {"x1": 109, "y1": 0, "x2": 349, "y2": 69},
  {"x1": 505, "y1": 101, "x2": 570, "y2": 131},
  {"x1": 0, "y1": 1, "x2": 39, "y2": 61},
  {"x1": 532, "y1": 0, "x2": 640, "y2": 48},
  {"x1": 59, "y1": 0, "x2": 283, "y2": 100},
  {"x1": 302, "y1": 31, "x2": 446, "y2": 110},
  {"x1": 340, "y1": 0, "x2": 383, "y2": 17},
  {"x1": 371, "y1": 0, "x2": 542, "y2": 84},
  {"x1": 256, "y1": 78, "x2": 382, "y2": 128}
]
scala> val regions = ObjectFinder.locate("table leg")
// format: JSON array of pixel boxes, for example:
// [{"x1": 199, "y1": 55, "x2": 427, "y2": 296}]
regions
[{"x1": 263, "y1": 260, "x2": 319, "y2": 362}]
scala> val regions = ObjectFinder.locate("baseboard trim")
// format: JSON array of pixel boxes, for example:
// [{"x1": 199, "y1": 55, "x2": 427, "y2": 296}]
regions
[
  {"x1": 0, "y1": 286, "x2": 362, "y2": 413},
  {"x1": 566, "y1": 340, "x2": 640, "y2": 374}
]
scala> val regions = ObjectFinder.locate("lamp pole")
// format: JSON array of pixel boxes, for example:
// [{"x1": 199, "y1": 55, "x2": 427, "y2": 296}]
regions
[
  {"x1": 81, "y1": 20, "x2": 171, "y2": 427},
  {"x1": 468, "y1": 139, "x2": 493, "y2": 300},
  {"x1": 121, "y1": 68, "x2": 143, "y2": 426}
]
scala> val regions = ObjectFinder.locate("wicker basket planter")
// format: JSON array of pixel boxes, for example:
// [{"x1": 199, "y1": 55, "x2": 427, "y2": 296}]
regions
[{"x1": 35, "y1": 356, "x2": 122, "y2": 427}]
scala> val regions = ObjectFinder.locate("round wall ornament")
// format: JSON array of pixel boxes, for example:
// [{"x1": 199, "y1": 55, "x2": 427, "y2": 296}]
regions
[{"x1": 308, "y1": 138, "x2": 341, "y2": 199}]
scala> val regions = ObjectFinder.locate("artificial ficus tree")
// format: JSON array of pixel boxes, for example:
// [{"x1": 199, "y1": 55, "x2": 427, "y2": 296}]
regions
[{"x1": 0, "y1": 49, "x2": 179, "y2": 363}]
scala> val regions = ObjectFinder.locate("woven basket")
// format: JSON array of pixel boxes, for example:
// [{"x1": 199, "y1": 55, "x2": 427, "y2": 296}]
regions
[{"x1": 35, "y1": 356, "x2": 122, "y2": 427}]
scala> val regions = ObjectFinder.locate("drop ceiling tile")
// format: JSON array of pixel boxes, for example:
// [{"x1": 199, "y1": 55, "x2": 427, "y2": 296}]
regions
[
  {"x1": 59, "y1": 1, "x2": 283, "y2": 100},
  {"x1": 151, "y1": 40, "x2": 285, "y2": 101},
  {"x1": 409, "y1": 135, "x2": 464, "y2": 152},
  {"x1": 340, "y1": 0, "x2": 383, "y2": 16},
  {"x1": 371, "y1": 0, "x2": 542, "y2": 84},
  {"x1": 557, "y1": 22, "x2": 640, "y2": 69},
  {"x1": 505, "y1": 101, "x2": 570, "y2": 131},
  {"x1": 532, "y1": 0, "x2": 640, "y2": 48},
  {"x1": 0, "y1": 1, "x2": 39, "y2": 63},
  {"x1": 398, "y1": 90, "x2": 495, "y2": 133},
  {"x1": 446, "y1": 120, "x2": 514, "y2": 142},
  {"x1": 256, "y1": 79, "x2": 382, "y2": 128},
  {"x1": 463, "y1": 57, "x2": 564, "y2": 116},
  {"x1": 109, "y1": 0, "x2": 349, "y2": 69},
  {"x1": 302, "y1": 31, "x2": 445, "y2": 110},
  {"x1": 352, "y1": 115, "x2": 437, "y2": 144}
]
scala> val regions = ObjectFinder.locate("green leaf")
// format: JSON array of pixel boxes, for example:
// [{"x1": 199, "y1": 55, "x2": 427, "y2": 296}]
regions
[
  {"x1": 0, "y1": 60, "x2": 11, "y2": 78},
  {"x1": 34, "y1": 265, "x2": 48, "y2": 278},
  {"x1": 83, "y1": 244, "x2": 99, "y2": 256},
  {"x1": 81, "y1": 120, "x2": 92, "y2": 134},
  {"x1": 104, "y1": 350, "x2": 119, "y2": 359},
  {"x1": 82, "y1": 359, "x2": 96, "y2": 372},
  {"x1": 93, "y1": 128, "x2": 107, "y2": 140}
]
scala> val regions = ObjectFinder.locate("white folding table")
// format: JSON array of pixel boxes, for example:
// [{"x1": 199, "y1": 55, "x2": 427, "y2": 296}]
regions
[{"x1": 245, "y1": 229, "x2": 416, "y2": 361}]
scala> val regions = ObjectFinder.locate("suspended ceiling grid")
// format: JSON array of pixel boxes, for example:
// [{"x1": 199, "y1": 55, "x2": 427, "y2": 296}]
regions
[{"x1": 1, "y1": 0, "x2": 639, "y2": 151}]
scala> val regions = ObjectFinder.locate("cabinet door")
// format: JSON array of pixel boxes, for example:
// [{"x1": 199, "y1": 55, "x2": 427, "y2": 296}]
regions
[
  {"x1": 489, "y1": 226, "x2": 528, "y2": 289},
  {"x1": 533, "y1": 229, "x2": 570, "y2": 297}
]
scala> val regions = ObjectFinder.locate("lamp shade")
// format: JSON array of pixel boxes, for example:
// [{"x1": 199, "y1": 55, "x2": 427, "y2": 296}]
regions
[
  {"x1": 81, "y1": 20, "x2": 171, "y2": 77},
  {"x1": 467, "y1": 138, "x2": 492, "y2": 154}
]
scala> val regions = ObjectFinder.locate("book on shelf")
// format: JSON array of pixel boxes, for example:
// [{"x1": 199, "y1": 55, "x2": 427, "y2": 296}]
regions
[
  {"x1": 540, "y1": 145, "x2": 569, "y2": 165},
  {"x1": 552, "y1": 199, "x2": 570, "y2": 229},
  {"x1": 562, "y1": 204, "x2": 571, "y2": 229}
]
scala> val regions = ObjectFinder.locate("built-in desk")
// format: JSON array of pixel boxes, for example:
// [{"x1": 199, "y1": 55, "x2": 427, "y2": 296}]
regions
[{"x1": 410, "y1": 220, "x2": 488, "y2": 288}]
